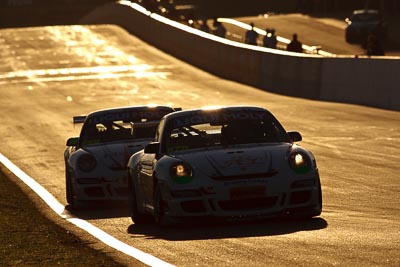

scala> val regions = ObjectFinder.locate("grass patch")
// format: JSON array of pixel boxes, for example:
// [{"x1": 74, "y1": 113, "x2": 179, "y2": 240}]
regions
[{"x1": 0, "y1": 167, "x2": 125, "y2": 266}]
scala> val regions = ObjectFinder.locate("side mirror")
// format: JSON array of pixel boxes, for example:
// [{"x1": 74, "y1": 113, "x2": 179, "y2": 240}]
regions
[
  {"x1": 66, "y1": 137, "x2": 79, "y2": 146},
  {"x1": 144, "y1": 142, "x2": 160, "y2": 154},
  {"x1": 288, "y1": 131, "x2": 302, "y2": 142}
]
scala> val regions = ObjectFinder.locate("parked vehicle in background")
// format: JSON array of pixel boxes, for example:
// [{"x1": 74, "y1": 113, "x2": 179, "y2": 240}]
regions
[
  {"x1": 345, "y1": 9, "x2": 388, "y2": 43},
  {"x1": 64, "y1": 105, "x2": 180, "y2": 209},
  {"x1": 127, "y1": 106, "x2": 322, "y2": 226}
]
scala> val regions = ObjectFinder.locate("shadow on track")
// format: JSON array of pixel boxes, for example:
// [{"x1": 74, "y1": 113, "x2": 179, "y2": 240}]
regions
[
  {"x1": 127, "y1": 217, "x2": 328, "y2": 241},
  {"x1": 64, "y1": 202, "x2": 327, "y2": 241},
  {"x1": 64, "y1": 201, "x2": 130, "y2": 220}
]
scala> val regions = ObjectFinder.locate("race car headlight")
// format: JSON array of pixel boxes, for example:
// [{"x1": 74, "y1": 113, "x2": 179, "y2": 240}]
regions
[
  {"x1": 170, "y1": 162, "x2": 193, "y2": 184},
  {"x1": 288, "y1": 152, "x2": 312, "y2": 174},
  {"x1": 77, "y1": 154, "x2": 97, "y2": 172}
]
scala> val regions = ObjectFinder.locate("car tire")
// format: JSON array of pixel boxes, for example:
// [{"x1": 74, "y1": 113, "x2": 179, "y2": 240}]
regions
[
  {"x1": 65, "y1": 167, "x2": 84, "y2": 210},
  {"x1": 128, "y1": 177, "x2": 151, "y2": 224},
  {"x1": 306, "y1": 173, "x2": 323, "y2": 218},
  {"x1": 65, "y1": 168, "x2": 75, "y2": 207},
  {"x1": 154, "y1": 185, "x2": 170, "y2": 227},
  {"x1": 345, "y1": 32, "x2": 355, "y2": 43},
  {"x1": 310, "y1": 174, "x2": 323, "y2": 217}
]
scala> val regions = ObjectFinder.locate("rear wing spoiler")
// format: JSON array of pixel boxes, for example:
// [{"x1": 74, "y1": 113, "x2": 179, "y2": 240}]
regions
[
  {"x1": 72, "y1": 107, "x2": 181, "y2": 126},
  {"x1": 73, "y1": 115, "x2": 86, "y2": 124},
  {"x1": 130, "y1": 120, "x2": 160, "y2": 129}
]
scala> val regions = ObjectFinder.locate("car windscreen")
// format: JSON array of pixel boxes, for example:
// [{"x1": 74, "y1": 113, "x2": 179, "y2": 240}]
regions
[
  {"x1": 165, "y1": 110, "x2": 289, "y2": 153},
  {"x1": 79, "y1": 108, "x2": 170, "y2": 146}
]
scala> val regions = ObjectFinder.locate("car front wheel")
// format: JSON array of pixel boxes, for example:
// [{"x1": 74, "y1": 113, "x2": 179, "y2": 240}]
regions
[
  {"x1": 128, "y1": 177, "x2": 151, "y2": 224},
  {"x1": 345, "y1": 32, "x2": 355, "y2": 43},
  {"x1": 65, "y1": 169, "x2": 75, "y2": 207},
  {"x1": 65, "y1": 167, "x2": 84, "y2": 210},
  {"x1": 154, "y1": 185, "x2": 170, "y2": 227}
]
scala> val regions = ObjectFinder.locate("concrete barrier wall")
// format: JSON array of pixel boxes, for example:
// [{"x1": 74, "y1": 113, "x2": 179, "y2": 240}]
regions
[
  {"x1": 320, "y1": 58, "x2": 400, "y2": 110},
  {"x1": 259, "y1": 53, "x2": 322, "y2": 99},
  {"x1": 81, "y1": 2, "x2": 400, "y2": 111}
]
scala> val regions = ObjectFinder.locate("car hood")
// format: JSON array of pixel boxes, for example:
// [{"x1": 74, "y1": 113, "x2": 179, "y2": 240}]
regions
[
  {"x1": 83, "y1": 140, "x2": 150, "y2": 171},
  {"x1": 176, "y1": 144, "x2": 291, "y2": 178}
]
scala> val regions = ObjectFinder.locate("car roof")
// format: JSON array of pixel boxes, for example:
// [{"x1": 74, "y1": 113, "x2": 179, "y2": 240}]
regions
[
  {"x1": 353, "y1": 9, "x2": 379, "y2": 15},
  {"x1": 87, "y1": 105, "x2": 175, "y2": 117},
  {"x1": 163, "y1": 106, "x2": 271, "y2": 120}
]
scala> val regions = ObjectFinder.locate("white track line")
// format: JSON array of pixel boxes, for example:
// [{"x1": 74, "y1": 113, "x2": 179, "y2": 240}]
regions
[{"x1": 0, "y1": 152, "x2": 174, "y2": 267}]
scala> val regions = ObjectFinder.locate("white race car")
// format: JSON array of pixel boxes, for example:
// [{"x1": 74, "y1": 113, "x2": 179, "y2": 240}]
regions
[
  {"x1": 127, "y1": 106, "x2": 322, "y2": 226},
  {"x1": 64, "y1": 105, "x2": 180, "y2": 208}
]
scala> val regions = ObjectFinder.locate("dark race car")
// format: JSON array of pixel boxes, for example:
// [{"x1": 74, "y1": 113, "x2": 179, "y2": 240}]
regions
[
  {"x1": 64, "y1": 105, "x2": 180, "y2": 209},
  {"x1": 345, "y1": 9, "x2": 387, "y2": 43},
  {"x1": 127, "y1": 106, "x2": 322, "y2": 226}
]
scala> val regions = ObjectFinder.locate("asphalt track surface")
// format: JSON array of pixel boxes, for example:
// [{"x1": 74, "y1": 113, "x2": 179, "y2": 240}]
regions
[{"x1": 0, "y1": 23, "x2": 399, "y2": 266}]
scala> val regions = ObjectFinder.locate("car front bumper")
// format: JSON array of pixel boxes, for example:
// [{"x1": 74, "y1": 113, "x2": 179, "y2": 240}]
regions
[
  {"x1": 72, "y1": 175, "x2": 129, "y2": 201},
  {"x1": 159, "y1": 173, "x2": 322, "y2": 219}
]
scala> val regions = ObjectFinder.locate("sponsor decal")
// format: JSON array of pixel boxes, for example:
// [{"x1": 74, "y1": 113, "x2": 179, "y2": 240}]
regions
[
  {"x1": 173, "y1": 111, "x2": 267, "y2": 128},
  {"x1": 222, "y1": 155, "x2": 264, "y2": 168},
  {"x1": 89, "y1": 109, "x2": 170, "y2": 125},
  {"x1": 102, "y1": 145, "x2": 132, "y2": 170}
]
